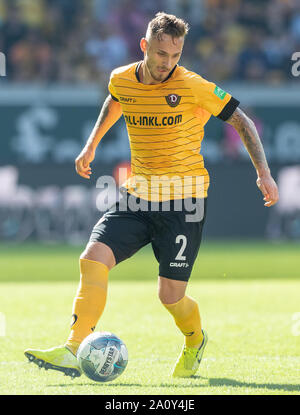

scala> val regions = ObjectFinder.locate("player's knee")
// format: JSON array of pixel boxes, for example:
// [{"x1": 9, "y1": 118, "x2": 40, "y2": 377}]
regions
[
  {"x1": 158, "y1": 293, "x2": 174, "y2": 305},
  {"x1": 158, "y1": 279, "x2": 186, "y2": 304},
  {"x1": 159, "y1": 292, "x2": 185, "y2": 304},
  {"x1": 80, "y1": 241, "x2": 116, "y2": 270}
]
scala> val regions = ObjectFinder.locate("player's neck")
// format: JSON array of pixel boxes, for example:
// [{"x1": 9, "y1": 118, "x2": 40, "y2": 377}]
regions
[{"x1": 139, "y1": 61, "x2": 163, "y2": 85}]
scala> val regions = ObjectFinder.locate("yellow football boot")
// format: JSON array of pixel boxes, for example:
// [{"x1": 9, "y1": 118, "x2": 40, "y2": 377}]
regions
[
  {"x1": 24, "y1": 345, "x2": 81, "y2": 378},
  {"x1": 172, "y1": 329, "x2": 208, "y2": 378}
]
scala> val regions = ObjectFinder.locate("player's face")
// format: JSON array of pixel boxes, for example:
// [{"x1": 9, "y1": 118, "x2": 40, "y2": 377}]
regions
[{"x1": 141, "y1": 34, "x2": 184, "y2": 83}]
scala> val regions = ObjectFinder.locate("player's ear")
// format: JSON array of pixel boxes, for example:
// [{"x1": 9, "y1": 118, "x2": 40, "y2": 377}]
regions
[{"x1": 140, "y1": 38, "x2": 147, "y2": 53}]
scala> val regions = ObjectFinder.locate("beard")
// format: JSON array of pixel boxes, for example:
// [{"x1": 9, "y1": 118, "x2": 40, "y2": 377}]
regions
[{"x1": 145, "y1": 59, "x2": 169, "y2": 82}]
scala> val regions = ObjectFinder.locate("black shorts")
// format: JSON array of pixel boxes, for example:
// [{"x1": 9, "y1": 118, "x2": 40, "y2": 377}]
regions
[{"x1": 89, "y1": 191, "x2": 207, "y2": 282}]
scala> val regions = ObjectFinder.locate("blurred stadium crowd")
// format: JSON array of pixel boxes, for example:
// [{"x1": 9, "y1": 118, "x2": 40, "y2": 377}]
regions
[{"x1": 0, "y1": 0, "x2": 300, "y2": 84}]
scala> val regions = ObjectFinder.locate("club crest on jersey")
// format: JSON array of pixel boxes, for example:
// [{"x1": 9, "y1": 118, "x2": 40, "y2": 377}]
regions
[{"x1": 165, "y1": 94, "x2": 181, "y2": 107}]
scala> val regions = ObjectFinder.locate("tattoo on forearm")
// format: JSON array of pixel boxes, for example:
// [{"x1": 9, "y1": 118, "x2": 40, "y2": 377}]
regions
[
  {"x1": 95, "y1": 96, "x2": 111, "y2": 128},
  {"x1": 226, "y1": 108, "x2": 269, "y2": 172},
  {"x1": 86, "y1": 96, "x2": 111, "y2": 147}
]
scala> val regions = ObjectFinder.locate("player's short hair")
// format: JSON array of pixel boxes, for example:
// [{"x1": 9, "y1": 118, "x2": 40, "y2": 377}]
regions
[{"x1": 146, "y1": 12, "x2": 189, "y2": 41}]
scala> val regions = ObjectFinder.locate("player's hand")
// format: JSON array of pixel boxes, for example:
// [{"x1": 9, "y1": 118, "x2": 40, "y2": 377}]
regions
[
  {"x1": 75, "y1": 146, "x2": 95, "y2": 179},
  {"x1": 256, "y1": 172, "x2": 279, "y2": 207}
]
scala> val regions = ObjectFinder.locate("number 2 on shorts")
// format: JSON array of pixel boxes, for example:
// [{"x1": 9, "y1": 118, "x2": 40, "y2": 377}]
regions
[{"x1": 175, "y1": 234, "x2": 187, "y2": 260}]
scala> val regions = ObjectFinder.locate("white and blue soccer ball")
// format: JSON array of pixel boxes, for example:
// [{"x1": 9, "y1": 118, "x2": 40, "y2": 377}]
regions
[{"x1": 77, "y1": 331, "x2": 128, "y2": 382}]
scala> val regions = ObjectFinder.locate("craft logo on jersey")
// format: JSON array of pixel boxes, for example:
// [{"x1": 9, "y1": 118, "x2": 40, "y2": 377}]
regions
[
  {"x1": 165, "y1": 93, "x2": 181, "y2": 107},
  {"x1": 119, "y1": 96, "x2": 137, "y2": 103}
]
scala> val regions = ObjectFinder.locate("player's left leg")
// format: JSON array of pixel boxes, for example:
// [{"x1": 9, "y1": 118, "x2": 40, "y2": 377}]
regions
[
  {"x1": 158, "y1": 276, "x2": 203, "y2": 347},
  {"x1": 151, "y1": 197, "x2": 208, "y2": 377},
  {"x1": 158, "y1": 276, "x2": 208, "y2": 378}
]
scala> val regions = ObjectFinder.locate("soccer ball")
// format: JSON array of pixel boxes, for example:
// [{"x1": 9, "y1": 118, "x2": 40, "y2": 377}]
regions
[{"x1": 77, "y1": 331, "x2": 128, "y2": 382}]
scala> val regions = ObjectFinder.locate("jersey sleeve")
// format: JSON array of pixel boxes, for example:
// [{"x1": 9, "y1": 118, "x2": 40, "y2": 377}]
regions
[
  {"x1": 191, "y1": 75, "x2": 240, "y2": 121},
  {"x1": 108, "y1": 71, "x2": 119, "y2": 102}
]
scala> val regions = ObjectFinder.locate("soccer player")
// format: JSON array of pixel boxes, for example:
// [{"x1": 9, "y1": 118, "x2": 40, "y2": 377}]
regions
[{"x1": 25, "y1": 12, "x2": 279, "y2": 378}]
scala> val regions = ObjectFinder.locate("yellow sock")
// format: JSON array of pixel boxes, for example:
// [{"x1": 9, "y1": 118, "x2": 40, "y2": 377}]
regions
[
  {"x1": 163, "y1": 295, "x2": 203, "y2": 348},
  {"x1": 65, "y1": 258, "x2": 109, "y2": 355}
]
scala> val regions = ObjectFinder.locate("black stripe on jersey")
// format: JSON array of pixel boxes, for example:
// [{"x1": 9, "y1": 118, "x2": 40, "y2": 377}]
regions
[
  {"x1": 129, "y1": 122, "x2": 202, "y2": 137},
  {"x1": 217, "y1": 96, "x2": 240, "y2": 121},
  {"x1": 118, "y1": 76, "x2": 185, "y2": 84},
  {"x1": 133, "y1": 175, "x2": 208, "y2": 183},
  {"x1": 117, "y1": 94, "x2": 194, "y2": 98},
  {"x1": 135, "y1": 153, "x2": 203, "y2": 166},
  {"x1": 118, "y1": 77, "x2": 140, "y2": 83},
  {"x1": 135, "y1": 184, "x2": 209, "y2": 193},
  {"x1": 133, "y1": 159, "x2": 202, "y2": 169},
  {"x1": 133, "y1": 161, "x2": 204, "y2": 175},
  {"x1": 130, "y1": 130, "x2": 201, "y2": 144},
  {"x1": 115, "y1": 85, "x2": 191, "y2": 91},
  {"x1": 130, "y1": 124, "x2": 202, "y2": 138},
  {"x1": 132, "y1": 192, "x2": 207, "y2": 199},
  {"x1": 160, "y1": 88, "x2": 191, "y2": 90},
  {"x1": 110, "y1": 93, "x2": 119, "y2": 102},
  {"x1": 132, "y1": 146, "x2": 200, "y2": 158},
  {"x1": 120, "y1": 102, "x2": 194, "y2": 106},
  {"x1": 130, "y1": 181, "x2": 210, "y2": 192},
  {"x1": 131, "y1": 137, "x2": 200, "y2": 151},
  {"x1": 115, "y1": 85, "x2": 160, "y2": 91},
  {"x1": 132, "y1": 162, "x2": 204, "y2": 175}
]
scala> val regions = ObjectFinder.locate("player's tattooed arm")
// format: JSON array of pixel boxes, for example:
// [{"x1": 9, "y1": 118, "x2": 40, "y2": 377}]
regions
[
  {"x1": 86, "y1": 95, "x2": 122, "y2": 151},
  {"x1": 226, "y1": 107, "x2": 279, "y2": 207},
  {"x1": 226, "y1": 107, "x2": 269, "y2": 174},
  {"x1": 75, "y1": 95, "x2": 122, "y2": 179}
]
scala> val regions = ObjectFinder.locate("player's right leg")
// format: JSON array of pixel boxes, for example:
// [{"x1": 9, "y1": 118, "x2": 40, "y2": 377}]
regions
[
  {"x1": 65, "y1": 241, "x2": 115, "y2": 356},
  {"x1": 24, "y1": 241, "x2": 115, "y2": 378},
  {"x1": 25, "y1": 194, "x2": 151, "y2": 378}
]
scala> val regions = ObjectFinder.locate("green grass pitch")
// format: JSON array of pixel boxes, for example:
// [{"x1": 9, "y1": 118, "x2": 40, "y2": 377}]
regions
[{"x1": 0, "y1": 241, "x2": 299, "y2": 395}]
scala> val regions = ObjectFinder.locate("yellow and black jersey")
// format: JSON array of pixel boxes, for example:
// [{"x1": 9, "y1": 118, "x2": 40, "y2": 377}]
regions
[{"x1": 108, "y1": 61, "x2": 239, "y2": 202}]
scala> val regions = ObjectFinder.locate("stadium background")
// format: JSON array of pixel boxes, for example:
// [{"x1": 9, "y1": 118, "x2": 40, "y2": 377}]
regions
[
  {"x1": 0, "y1": 0, "x2": 300, "y2": 243},
  {"x1": 1, "y1": 0, "x2": 300, "y2": 244},
  {"x1": 0, "y1": 0, "x2": 300, "y2": 396}
]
